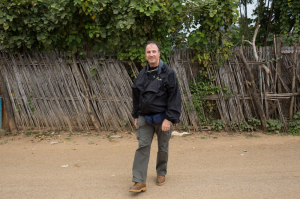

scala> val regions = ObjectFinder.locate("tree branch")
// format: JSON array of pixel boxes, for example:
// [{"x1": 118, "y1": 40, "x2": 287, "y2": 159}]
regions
[{"x1": 244, "y1": 40, "x2": 252, "y2": 46}]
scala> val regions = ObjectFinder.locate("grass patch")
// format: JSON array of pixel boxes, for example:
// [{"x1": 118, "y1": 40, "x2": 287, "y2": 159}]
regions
[{"x1": 245, "y1": 133, "x2": 260, "y2": 138}]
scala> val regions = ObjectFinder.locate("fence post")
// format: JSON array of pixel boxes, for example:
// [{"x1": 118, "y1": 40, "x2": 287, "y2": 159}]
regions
[
  {"x1": 275, "y1": 35, "x2": 282, "y2": 93},
  {"x1": 0, "y1": 70, "x2": 17, "y2": 132},
  {"x1": 0, "y1": 95, "x2": 2, "y2": 129}
]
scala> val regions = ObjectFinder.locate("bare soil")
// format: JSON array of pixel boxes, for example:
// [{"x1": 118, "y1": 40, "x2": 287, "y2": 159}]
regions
[{"x1": 1, "y1": 130, "x2": 300, "y2": 199}]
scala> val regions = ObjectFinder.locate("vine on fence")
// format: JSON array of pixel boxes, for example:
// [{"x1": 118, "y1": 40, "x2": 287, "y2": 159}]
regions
[{"x1": 184, "y1": 0, "x2": 238, "y2": 124}]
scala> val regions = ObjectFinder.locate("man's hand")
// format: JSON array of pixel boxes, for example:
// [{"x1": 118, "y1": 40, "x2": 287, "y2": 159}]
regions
[
  {"x1": 161, "y1": 119, "x2": 171, "y2": 132},
  {"x1": 134, "y1": 118, "x2": 138, "y2": 128}
]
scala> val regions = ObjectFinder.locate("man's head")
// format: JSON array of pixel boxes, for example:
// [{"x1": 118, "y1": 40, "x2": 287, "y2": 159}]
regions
[{"x1": 145, "y1": 41, "x2": 161, "y2": 67}]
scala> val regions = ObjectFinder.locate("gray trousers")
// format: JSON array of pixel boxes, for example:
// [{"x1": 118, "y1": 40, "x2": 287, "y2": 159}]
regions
[{"x1": 132, "y1": 115, "x2": 172, "y2": 184}]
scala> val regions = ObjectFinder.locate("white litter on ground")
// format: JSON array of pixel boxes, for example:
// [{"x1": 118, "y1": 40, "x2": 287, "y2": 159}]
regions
[
  {"x1": 110, "y1": 135, "x2": 122, "y2": 138},
  {"x1": 171, "y1": 131, "x2": 190, "y2": 136},
  {"x1": 50, "y1": 142, "x2": 59, "y2": 145}
]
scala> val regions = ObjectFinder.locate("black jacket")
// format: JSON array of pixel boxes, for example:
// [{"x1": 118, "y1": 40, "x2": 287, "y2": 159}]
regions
[{"x1": 132, "y1": 61, "x2": 182, "y2": 124}]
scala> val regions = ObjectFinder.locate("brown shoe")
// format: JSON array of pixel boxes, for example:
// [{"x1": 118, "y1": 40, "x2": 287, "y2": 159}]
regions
[
  {"x1": 156, "y1": 175, "x2": 165, "y2": 186},
  {"x1": 129, "y1": 182, "x2": 147, "y2": 192}
]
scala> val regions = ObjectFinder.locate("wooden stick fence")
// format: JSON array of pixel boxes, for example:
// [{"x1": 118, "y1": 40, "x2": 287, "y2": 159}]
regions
[
  {"x1": 0, "y1": 44, "x2": 299, "y2": 132},
  {"x1": 0, "y1": 52, "x2": 136, "y2": 131}
]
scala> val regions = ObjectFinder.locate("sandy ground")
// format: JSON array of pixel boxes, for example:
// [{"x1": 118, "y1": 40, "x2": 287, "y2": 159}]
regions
[{"x1": 0, "y1": 130, "x2": 300, "y2": 199}]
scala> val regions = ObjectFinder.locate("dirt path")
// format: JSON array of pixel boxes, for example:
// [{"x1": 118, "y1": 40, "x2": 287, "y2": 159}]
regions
[{"x1": 1, "y1": 131, "x2": 300, "y2": 199}]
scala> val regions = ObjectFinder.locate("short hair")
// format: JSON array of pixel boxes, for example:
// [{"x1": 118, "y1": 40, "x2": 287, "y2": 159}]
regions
[{"x1": 144, "y1": 40, "x2": 160, "y2": 52}]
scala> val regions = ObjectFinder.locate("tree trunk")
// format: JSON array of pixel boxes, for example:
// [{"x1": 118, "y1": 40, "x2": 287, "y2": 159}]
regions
[
  {"x1": 240, "y1": 0, "x2": 243, "y2": 23},
  {"x1": 257, "y1": 0, "x2": 263, "y2": 24},
  {"x1": 264, "y1": 1, "x2": 274, "y2": 46},
  {"x1": 239, "y1": 46, "x2": 268, "y2": 131},
  {"x1": 0, "y1": 70, "x2": 17, "y2": 132},
  {"x1": 244, "y1": 1, "x2": 249, "y2": 37},
  {"x1": 289, "y1": 43, "x2": 297, "y2": 121}
]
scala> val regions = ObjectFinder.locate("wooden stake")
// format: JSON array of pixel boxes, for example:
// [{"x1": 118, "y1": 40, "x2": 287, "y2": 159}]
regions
[
  {"x1": 72, "y1": 55, "x2": 100, "y2": 132},
  {"x1": 239, "y1": 44, "x2": 268, "y2": 131},
  {"x1": 289, "y1": 43, "x2": 298, "y2": 121}
]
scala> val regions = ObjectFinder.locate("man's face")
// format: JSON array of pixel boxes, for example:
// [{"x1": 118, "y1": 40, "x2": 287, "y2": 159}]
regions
[{"x1": 145, "y1": 43, "x2": 160, "y2": 67}]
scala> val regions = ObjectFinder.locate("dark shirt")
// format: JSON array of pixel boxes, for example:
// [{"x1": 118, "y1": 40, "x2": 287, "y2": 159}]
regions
[{"x1": 147, "y1": 66, "x2": 158, "y2": 80}]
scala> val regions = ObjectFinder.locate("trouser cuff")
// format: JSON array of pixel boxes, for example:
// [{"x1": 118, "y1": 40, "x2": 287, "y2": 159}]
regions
[
  {"x1": 157, "y1": 172, "x2": 167, "y2": 176},
  {"x1": 132, "y1": 177, "x2": 145, "y2": 184}
]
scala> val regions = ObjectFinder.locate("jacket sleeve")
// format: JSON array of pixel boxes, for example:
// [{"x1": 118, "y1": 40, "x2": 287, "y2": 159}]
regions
[
  {"x1": 132, "y1": 81, "x2": 140, "y2": 119},
  {"x1": 164, "y1": 70, "x2": 182, "y2": 124}
]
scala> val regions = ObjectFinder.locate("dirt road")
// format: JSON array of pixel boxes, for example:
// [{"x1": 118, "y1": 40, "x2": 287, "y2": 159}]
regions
[{"x1": 1, "y1": 131, "x2": 300, "y2": 199}]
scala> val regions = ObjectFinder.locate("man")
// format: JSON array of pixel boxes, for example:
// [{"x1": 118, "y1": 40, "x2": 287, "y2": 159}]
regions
[{"x1": 129, "y1": 41, "x2": 182, "y2": 192}]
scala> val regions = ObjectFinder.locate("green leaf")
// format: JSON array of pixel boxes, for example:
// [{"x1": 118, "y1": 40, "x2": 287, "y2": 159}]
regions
[
  {"x1": 152, "y1": 5, "x2": 159, "y2": 12},
  {"x1": 76, "y1": 37, "x2": 81, "y2": 43},
  {"x1": 176, "y1": 7, "x2": 182, "y2": 13},
  {"x1": 90, "y1": 69, "x2": 97, "y2": 77},
  {"x1": 3, "y1": 23, "x2": 9, "y2": 30},
  {"x1": 113, "y1": 9, "x2": 118, "y2": 14},
  {"x1": 66, "y1": 59, "x2": 72, "y2": 65}
]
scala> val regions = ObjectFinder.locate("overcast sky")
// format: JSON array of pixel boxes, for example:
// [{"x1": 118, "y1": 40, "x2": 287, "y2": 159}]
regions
[{"x1": 247, "y1": 2, "x2": 256, "y2": 19}]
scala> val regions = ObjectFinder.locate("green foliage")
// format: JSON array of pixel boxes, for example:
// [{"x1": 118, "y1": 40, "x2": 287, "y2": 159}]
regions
[
  {"x1": 186, "y1": 0, "x2": 238, "y2": 67},
  {"x1": 27, "y1": 92, "x2": 34, "y2": 114},
  {"x1": 190, "y1": 76, "x2": 230, "y2": 125},
  {"x1": 89, "y1": 65, "x2": 97, "y2": 77},
  {"x1": 28, "y1": 125, "x2": 35, "y2": 131},
  {"x1": 183, "y1": 125, "x2": 189, "y2": 131},
  {"x1": 232, "y1": 0, "x2": 300, "y2": 46},
  {"x1": 288, "y1": 112, "x2": 300, "y2": 135},
  {"x1": 227, "y1": 18, "x2": 255, "y2": 46},
  {"x1": 266, "y1": 119, "x2": 283, "y2": 132},
  {"x1": 122, "y1": 120, "x2": 129, "y2": 126},
  {"x1": 119, "y1": 48, "x2": 147, "y2": 66},
  {"x1": 229, "y1": 118, "x2": 261, "y2": 132},
  {"x1": 248, "y1": 118, "x2": 261, "y2": 129},
  {"x1": 277, "y1": 0, "x2": 300, "y2": 45},
  {"x1": 0, "y1": 0, "x2": 184, "y2": 64},
  {"x1": 211, "y1": 119, "x2": 226, "y2": 131},
  {"x1": 239, "y1": 120, "x2": 253, "y2": 132},
  {"x1": 183, "y1": 0, "x2": 238, "y2": 126},
  {"x1": 229, "y1": 121, "x2": 239, "y2": 130}
]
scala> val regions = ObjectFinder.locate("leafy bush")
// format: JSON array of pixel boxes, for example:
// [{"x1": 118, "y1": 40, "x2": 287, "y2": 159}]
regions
[
  {"x1": 288, "y1": 112, "x2": 300, "y2": 135},
  {"x1": 0, "y1": 0, "x2": 183, "y2": 61},
  {"x1": 266, "y1": 119, "x2": 283, "y2": 132},
  {"x1": 228, "y1": 118, "x2": 261, "y2": 132},
  {"x1": 211, "y1": 119, "x2": 226, "y2": 131},
  {"x1": 247, "y1": 118, "x2": 261, "y2": 129},
  {"x1": 229, "y1": 121, "x2": 239, "y2": 130},
  {"x1": 239, "y1": 120, "x2": 253, "y2": 132}
]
